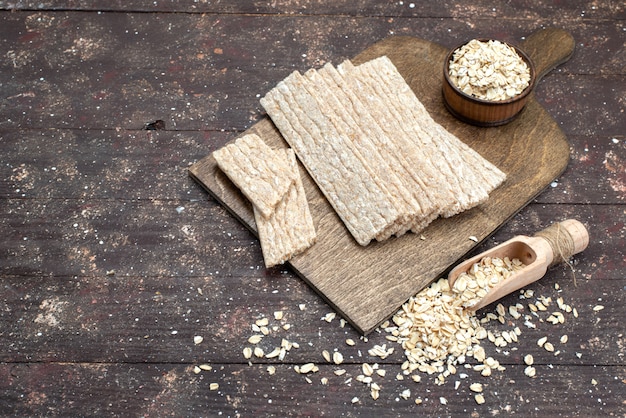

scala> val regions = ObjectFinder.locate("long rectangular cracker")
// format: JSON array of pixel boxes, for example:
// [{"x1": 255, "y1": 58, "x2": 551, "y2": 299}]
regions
[
  {"x1": 344, "y1": 59, "x2": 470, "y2": 219},
  {"x1": 299, "y1": 66, "x2": 418, "y2": 239},
  {"x1": 260, "y1": 55, "x2": 506, "y2": 245},
  {"x1": 356, "y1": 57, "x2": 506, "y2": 217},
  {"x1": 212, "y1": 133, "x2": 295, "y2": 218},
  {"x1": 330, "y1": 60, "x2": 444, "y2": 233},
  {"x1": 262, "y1": 73, "x2": 401, "y2": 245},
  {"x1": 255, "y1": 149, "x2": 317, "y2": 268}
]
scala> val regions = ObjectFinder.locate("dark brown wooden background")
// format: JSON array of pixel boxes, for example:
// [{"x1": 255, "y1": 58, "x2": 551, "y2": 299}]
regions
[{"x1": 1, "y1": 1, "x2": 624, "y2": 416}]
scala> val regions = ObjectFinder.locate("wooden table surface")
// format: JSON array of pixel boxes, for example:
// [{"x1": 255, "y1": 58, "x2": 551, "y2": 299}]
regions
[{"x1": 1, "y1": 1, "x2": 624, "y2": 416}]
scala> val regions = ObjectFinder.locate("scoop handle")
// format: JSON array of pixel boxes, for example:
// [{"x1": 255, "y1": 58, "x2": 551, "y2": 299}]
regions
[{"x1": 534, "y1": 219, "x2": 589, "y2": 267}]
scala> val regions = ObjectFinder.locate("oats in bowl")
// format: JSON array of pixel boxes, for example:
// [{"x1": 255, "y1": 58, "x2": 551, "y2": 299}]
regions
[
  {"x1": 442, "y1": 38, "x2": 536, "y2": 126},
  {"x1": 448, "y1": 39, "x2": 532, "y2": 101}
]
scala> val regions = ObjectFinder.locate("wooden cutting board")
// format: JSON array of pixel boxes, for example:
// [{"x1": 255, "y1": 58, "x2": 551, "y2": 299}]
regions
[{"x1": 189, "y1": 28, "x2": 575, "y2": 334}]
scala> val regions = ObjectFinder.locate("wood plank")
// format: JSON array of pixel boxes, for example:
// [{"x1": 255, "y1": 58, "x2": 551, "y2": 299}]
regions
[
  {"x1": 0, "y1": 199, "x2": 262, "y2": 278},
  {"x1": 1, "y1": 201, "x2": 622, "y2": 363},
  {"x1": 1, "y1": 199, "x2": 622, "y2": 279},
  {"x1": 1, "y1": 363, "x2": 624, "y2": 416},
  {"x1": 189, "y1": 29, "x2": 576, "y2": 334},
  {"x1": 534, "y1": 134, "x2": 626, "y2": 204},
  {"x1": 0, "y1": 129, "x2": 224, "y2": 200},
  {"x1": 0, "y1": 0, "x2": 624, "y2": 20},
  {"x1": 1, "y1": 271, "x2": 624, "y2": 363},
  {"x1": 0, "y1": 3, "x2": 624, "y2": 417},
  {"x1": 1, "y1": 130, "x2": 624, "y2": 204},
  {"x1": 1, "y1": 12, "x2": 625, "y2": 134}
]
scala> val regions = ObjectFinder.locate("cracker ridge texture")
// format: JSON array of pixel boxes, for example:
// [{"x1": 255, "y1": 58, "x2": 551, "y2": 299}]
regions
[
  {"x1": 254, "y1": 149, "x2": 317, "y2": 267},
  {"x1": 261, "y1": 56, "x2": 506, "y2": 246},
  {"x1": 212, "y1": 133, "x2": 295, "y2": 218}
]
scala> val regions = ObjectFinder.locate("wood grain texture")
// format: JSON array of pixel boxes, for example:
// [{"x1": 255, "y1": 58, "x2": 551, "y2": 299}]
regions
[
  {"x1": 1, "y1": 2, "x2": 624, "y2": 416},
  {"x1": 190, "y1": 28, "x2": 574, "y2": 334},
  {"x1": 1, "y1": 130, "x2": 623, "y2": 204},
  {"x1": 1, "y1": 363, "x2": 625, "y2": 417},
  {"x1": 1, "y1": 1, "x2": 624, "y2": 20},
  {"x1": 1, "y1": 12, "x2": 624, "y2": 134}
]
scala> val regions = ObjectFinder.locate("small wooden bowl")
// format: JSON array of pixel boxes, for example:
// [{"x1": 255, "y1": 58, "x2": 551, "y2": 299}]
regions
[{"x1": 442, "y1": 39, "x2": 537, "y2": 127}]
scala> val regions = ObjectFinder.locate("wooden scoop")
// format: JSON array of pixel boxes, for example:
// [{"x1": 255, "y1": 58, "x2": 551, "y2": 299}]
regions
[{"x1": 448, "y1": 219, "x2": 589, "y2": 311}]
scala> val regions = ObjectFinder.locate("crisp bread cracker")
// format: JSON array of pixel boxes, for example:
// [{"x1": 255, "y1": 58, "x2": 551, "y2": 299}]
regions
[
  {"x1": 212, "y1": 133, "x2": 295, "y2": 218},
  {"x1": 359, "y1": 57, "x2": 506, "y2": 217},
  {"x1": 346, "y1": 58, "x2": 472, "y2": 216},
  {"x1": 260, "y1": 55, "x2": 506, "y2": 245},
  {"x1": 262, "y1": 73, "x2": 400, "y2": 245},
  {"x1": 303, "y1": 65, "x2": 418, "y2": 239},
  {"x1": 254, "y1": 149, "x2": 317, "y2": 268},
  {"x1": 332, "y1": 60, "x2": 444, "y2": 234}
]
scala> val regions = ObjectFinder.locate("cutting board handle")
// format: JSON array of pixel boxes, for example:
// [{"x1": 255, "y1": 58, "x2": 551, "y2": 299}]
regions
[{"x1": 520, "y1": 28, "x2": 575, "y2": 83}]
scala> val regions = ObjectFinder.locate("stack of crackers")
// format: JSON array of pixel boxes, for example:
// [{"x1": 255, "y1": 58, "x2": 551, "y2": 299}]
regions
[
  {"x1": 213, "y1": 134, "x2": 316, "y2": 268},
  {"x1": 214, "y1": 56, "x2": 506, "y2": 266}
]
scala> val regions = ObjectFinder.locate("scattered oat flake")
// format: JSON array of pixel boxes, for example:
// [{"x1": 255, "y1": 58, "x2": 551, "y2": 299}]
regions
[
  {"x1": 524, "y1": 354, "x2": 534, "y2": 366},
  {"x1": 248, "y1": 335, "x2": 263, "y2": 344},
  {"x1": 194, "y1": 336, "x2": 203, "y2": 345},
  {"x1": 267, "y1": 365, "x2": 276, "y2": 375},
  {"x1": 593, "y1": 305, "x2": 605, "y2": 311},
  {"x1": 266, "y1": 347, "x2": 281, "y2": 358},
  {"x1": 592, "y1": 378, "x2": 598, "y2": 385},
  {"x1": 440, "y1": 397, "x2": 448, "y2": 405},
  {"x1": 560, "y1": 335, "x2": 568, "y2": 344},
  {"x1": 209, "y1": 383, "x2": 219, "y2": 390},
  {"x1": 334, "y1": 369, "x2": 346, "y2": 376},
  {"x1": 298, "y1": 304, "x2": 306, "y2": 311},
  {"x1": 298, "y1": 363, "x2": 317, "y2": 374},
  {"x1": 469, "y1": 235, "x2": 478, "y2": 242},
  {"x1": 537, "y1": 336, "x2": 547, "y2": 347},
  {"x1": 346, "y1": 338, "x2": 356, "y2": 346},
  {"x1": 371, "y1": 388, "x2": 380, "y2": 400},
  {"x1": 322, "y1": 312, "x2": 336, "y2": 322},
  {"x1": 469, "y1": 383, "x2": 483, "y2": 392},
  {"x1": 475, "y1": 394, "x2": 486, "y2": 404},
  {"x1": 193, "y1": 366, "x2": 201, "y2": 374},
  {"x1": 274, "y1": 311, "x2": 284, "y2": 320},
  {"x1": 415, "y1": 398, "x2": 423, "y2": 405},
  {"x1": 351, "y1": 397, "x2": 359, "y2": 404},
  {"x1": 199, "y1": 364, "x2": 212, "y2": 371},
  {"x1": 243, "y1": 347, "x2": 252, "y2": 359},
  {"x1": 333, "y1": 351, "x2": 344, "y2": 365},
  {"x1": 362, "y1": 363, "x2": 374, "y2": 376}
]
